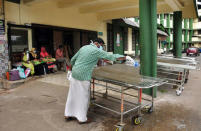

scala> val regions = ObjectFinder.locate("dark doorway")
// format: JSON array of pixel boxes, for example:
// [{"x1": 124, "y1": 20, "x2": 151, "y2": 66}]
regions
[
  {"x1": 32, "y1": 27, "x2": 54, "y2": 56},
  {"x1": 32, "y1": 24, "x2": 97, "y2": 58},
  {"x1": 63, "y1": 31, "x2": 74, "y2": 59}
]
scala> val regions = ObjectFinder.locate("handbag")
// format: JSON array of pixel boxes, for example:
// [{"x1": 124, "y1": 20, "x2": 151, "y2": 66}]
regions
[{"x1": 9, "y1": 70, "x2": 21, "y2": 81}]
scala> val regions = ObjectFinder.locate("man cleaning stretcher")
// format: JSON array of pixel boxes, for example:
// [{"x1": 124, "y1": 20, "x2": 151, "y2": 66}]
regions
[{"x1": 64, "y1": 38, "x2": 126, "y2": 124}]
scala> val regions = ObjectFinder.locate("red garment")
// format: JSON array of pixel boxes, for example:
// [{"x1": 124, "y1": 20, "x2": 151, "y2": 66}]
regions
[
  {"x1": 40, "y1": 47, "x2": 49, "y2": 58},
  {"x1": 56, "y1": 48, "x2": 64, "y2": 59}
]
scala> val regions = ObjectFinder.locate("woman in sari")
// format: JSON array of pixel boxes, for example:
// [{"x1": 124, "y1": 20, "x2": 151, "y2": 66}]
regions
[
  {"x1": 30, "y1": 48, "x2": 39, "y2": 60},
  {"x1": 40, "y1": 46, "x2": 56, "y2": 73},
  {"x1": 40, "y1": 47, "x2": 49, "y2": 58},
  {"x1": 22, "y1": 48, "x2": 35, "y2": 75}
]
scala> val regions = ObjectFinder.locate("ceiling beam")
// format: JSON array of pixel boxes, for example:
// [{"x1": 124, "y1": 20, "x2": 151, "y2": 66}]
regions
[
  {"x1": 97, "y1": 8, "x2": 139, "y2": 21},
  {"x1": 23, "y1": 0, "x2": 56, "y2": 5},
  {"x1": 57, "y1": 0, "x2": 97, "y2": 8},
  {"x1": 181, "y1": 1, "x2": 197, "y2": 18},
  {"x1": 79, "y1": 0, "x2": 138, "y2": 14},
  {"x1": 23, "y1": 0, "x2": 44, "y2": 5},
  {"x1": 164, "y1": 0, "x2": 183, "y2": 11},
  {"x1": 97, "y1": 2, "x2": 174, "y2": 21}
]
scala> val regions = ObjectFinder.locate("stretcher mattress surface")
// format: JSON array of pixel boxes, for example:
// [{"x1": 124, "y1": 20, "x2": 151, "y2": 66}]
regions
[
  {"x1": 92, "y1": 64, "x2": 164, "y2": 88},
  {"x1": 157, "y1": 58, "x2": 191, "y2": 65}
]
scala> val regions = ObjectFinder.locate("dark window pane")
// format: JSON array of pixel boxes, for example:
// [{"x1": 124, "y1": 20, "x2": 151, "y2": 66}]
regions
[
  {"x1": 11, "y1": 29, "x2": 28, "y2": 53},
  {"x1": 10, "y1": 28, "x2": 28, "y2": 63},
  {"x1": 107, "y1": 23, "x2": 113, "y2": 52}
]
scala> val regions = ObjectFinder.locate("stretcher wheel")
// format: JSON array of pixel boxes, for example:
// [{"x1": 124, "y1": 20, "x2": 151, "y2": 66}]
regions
[
  {"x1": 115, "y1": 127, "x2": 123, "y2": 131},
  {"x1": 132, "y1": 116, "x2": 142, "y2": 125},
  {"x1": 181, "y1": 86, "x2": 184, "y2": 91},
  {"x1": 148, "y1": 107, "x2": 153, "y2": 113},
  {"x1": 176, "y1": 90, "x2": 181, "y2": 96},
  {"x1": 115, "y1": 125, "x2": 124, "y2": 131},
  {"x1": 143, "y1": 106, "x2": 153, "y2": 113}
]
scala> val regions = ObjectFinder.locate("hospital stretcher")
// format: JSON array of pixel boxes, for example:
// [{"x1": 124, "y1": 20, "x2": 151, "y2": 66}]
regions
[
  {"x1": 91, "y1": 64, "x2": 167, "y2": 131},
  {"x1": 157, "y1": 56, "x2": 200, "y2": 96}
]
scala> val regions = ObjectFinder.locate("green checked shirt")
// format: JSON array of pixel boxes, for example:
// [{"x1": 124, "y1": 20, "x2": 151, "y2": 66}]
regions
[{"x1": 70, "y1": 44, "x2": 124, "y2": 81}]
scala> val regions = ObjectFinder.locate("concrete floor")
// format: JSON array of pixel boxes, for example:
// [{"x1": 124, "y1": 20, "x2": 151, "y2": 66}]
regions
[{"x1": 0, "y1": 55, "x2": 201, "y2": 131}]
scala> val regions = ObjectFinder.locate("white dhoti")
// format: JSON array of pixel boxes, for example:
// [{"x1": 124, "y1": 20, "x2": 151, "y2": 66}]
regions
[{"x1": 64, "y1": 77, "x2": 90, "y2": 122}]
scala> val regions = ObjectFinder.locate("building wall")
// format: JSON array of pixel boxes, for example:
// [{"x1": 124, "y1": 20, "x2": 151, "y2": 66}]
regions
[
  {"x1": 0, "y1": 36, "x2": 9, "y2": 78},
  {"x1": 192, "y1": 18, "x2": 201, "y2": 47},
  {"x1": 0, "y1": 1, "x2": 110, "y2": 78},
  {"x1": 124, "y1": 27, "x2": 133, "y2": 55},
  {"x1": 157, "y1": 14, "x2": 194, "y2": 50},
  {"x1": 5, "y1": 1, "x2": 107, "y2": 43}
]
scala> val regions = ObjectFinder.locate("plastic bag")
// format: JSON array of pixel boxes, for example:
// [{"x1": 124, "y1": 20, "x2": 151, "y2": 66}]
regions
[
  {"x1": 125, "y1": 56, "x2": 135, "y2": 66},
  {"x1": 67, "y1": 71, "x2": 72, "y2": 80},
  {"x1": 17, "y1": 67, "x2": 26, "y2": 79},
  {"x1": 125, "y1": 56, "x2": 140, "y2": 67}
]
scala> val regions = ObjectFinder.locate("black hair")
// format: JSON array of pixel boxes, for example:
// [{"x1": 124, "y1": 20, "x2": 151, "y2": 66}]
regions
[
  {"x1": 24, "y1": 48, "x2": 28, "y2": 52},
  {"x1": 93, "y1": 38, "x2": 105, "y2": 45}
]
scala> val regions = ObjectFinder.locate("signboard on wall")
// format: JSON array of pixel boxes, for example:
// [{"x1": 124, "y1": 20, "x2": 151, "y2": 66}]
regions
[{"x1": 0, "y1": 20, "x2": 5, "y2": 35}]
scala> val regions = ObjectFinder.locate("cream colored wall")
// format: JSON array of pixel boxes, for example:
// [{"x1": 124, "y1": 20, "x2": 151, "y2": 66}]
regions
[
  {"x1": 192, "y1": 37, "x2": 201, "y2": 42},
  {"x1": 5, "y1": 1, "x2": 107, "y2": 43},
  {"x1": 193, "y1": 21, "x2": 201, "y2": 29},
  {"x1": 124, "y1": 28, "x2": 134, "y2": 55},
  {"x1": 28, "y1": 29, "x2": 32, "y2": 50},
  {"x1": 194, "y1": 43, "x2": 201, "y2": 48}
]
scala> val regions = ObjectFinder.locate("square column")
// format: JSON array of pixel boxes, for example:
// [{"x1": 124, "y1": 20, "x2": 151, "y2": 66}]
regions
[
  {"x1": 140, "y1": 0, "x2": 157, "y2": 96},
  {"x1": 173, "y1": 11, "x2": 182, "y2": 58}
]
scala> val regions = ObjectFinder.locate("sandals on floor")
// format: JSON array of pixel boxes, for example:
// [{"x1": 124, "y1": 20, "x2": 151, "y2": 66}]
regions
[
  {"x1": 78, "y1": 118, "x2": 92, "y2": 124},
  {"x1": 64, "y1": 116, "x2": 75, "y2": 121}
]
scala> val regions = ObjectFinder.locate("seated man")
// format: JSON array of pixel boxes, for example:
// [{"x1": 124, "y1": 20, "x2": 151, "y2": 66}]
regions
[{"x1": 56, "y1": 45, "x2": 67, "y2": 72}]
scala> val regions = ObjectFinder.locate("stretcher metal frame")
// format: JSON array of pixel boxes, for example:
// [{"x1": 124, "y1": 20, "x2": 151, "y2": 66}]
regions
[
  {"x1": 157, "y1": 56, "x2": 200, "y2": 96},
  {"x1": 91, "y1": 75, "x2": 167, "y2": 131}
]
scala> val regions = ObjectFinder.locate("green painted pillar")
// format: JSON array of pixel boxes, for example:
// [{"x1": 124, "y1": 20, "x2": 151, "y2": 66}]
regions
[
  {"x1": 189, "y1": 18, "x2": 193, "y2": 30},
  {"x1": 184, "y1": 30, "x2": 188, "y2": 49},
  {"x1": 173, "y1": 11, "x2": 182, "y2": 58},
  {"x1": 167, "y1": 28, "x2": 171, "y2": 49},
  {"x1": 184, "y1": 19, "x2": 188, "y2": 29},
  {"x1": 184, "y1": 19, "x2": 189, "y2": 49},
  {"x1": 160, "y1": 14, "x2": 164, "y2": 25},
  {"x1": 160, "y1": 14, "x2": 165, "y2": 49},
  {"x1": 189, "y1": 30, "x2": 193, "y2": 42},
  {"x1": 166, "y1": 14, "x2": 171, "y2": 50},
  {"x1": 140, "y1": 0, "x2": 157, "y2": 96},
  {"x1": 189, "y1": 18, "x2": 193, "y2": 47}
]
